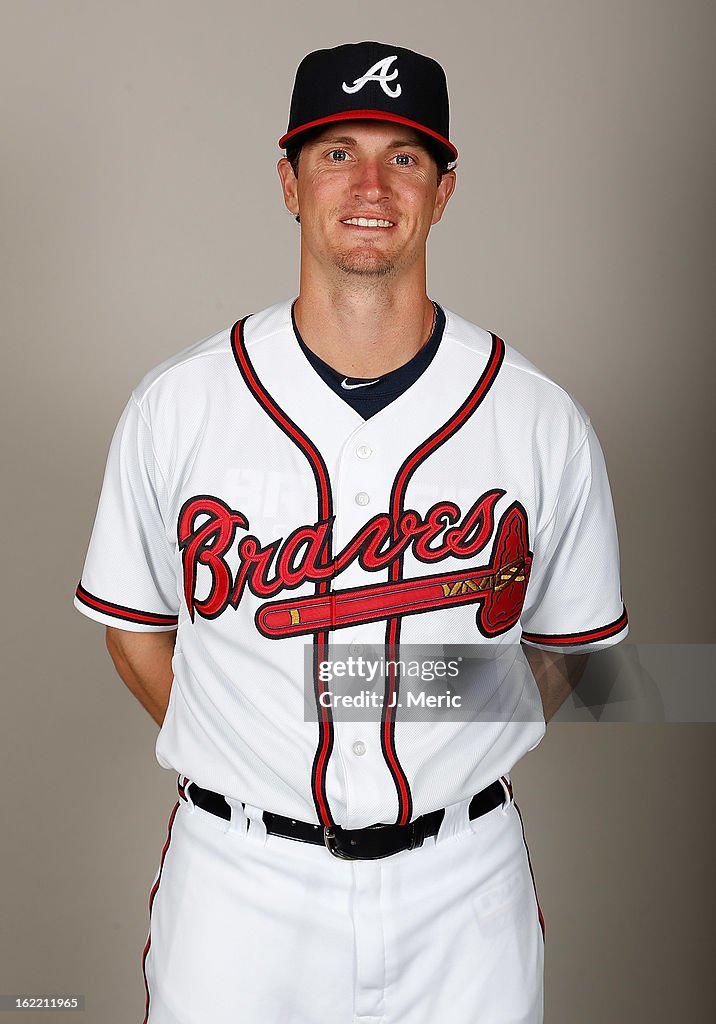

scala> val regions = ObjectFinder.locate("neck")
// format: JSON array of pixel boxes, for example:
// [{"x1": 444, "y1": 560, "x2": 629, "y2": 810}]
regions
[{"x1": 293, "y1": 263, "x2": 436, "y2": 378}]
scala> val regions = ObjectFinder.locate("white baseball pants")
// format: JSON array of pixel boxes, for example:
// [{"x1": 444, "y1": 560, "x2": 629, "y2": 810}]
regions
[{"x1": 142, "y1": 780, "x2": 544, "y2": 1023}]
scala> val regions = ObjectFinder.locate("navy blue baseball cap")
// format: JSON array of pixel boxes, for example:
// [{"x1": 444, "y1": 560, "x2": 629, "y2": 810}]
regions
[{"x1": 279, "y1": 41, "x2": 458, "y2": 164}]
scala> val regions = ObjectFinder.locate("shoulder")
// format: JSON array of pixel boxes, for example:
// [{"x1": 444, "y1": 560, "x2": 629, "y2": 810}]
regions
[
  {"x1": 441, "y1": 305, "x2": 592, "y2": 440},
  {"x1": 129, "y1": 299, "x2": 293, "y2": 409}
]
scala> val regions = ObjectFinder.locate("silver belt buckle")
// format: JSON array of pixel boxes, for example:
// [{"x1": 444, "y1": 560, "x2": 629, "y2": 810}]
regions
[{"x1": 323, "y1": 825, "x2": 356, "y2": 860}]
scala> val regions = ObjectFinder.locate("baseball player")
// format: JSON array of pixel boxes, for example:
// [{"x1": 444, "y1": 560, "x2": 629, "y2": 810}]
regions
[{"x1": 74, "y1": 41, "x2": 628, "y2": 1024}]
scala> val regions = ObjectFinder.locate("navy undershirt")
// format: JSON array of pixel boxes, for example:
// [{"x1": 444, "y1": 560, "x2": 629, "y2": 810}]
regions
[{"x1": 291, "y1": 301, "x2": 446, "y2": 419}]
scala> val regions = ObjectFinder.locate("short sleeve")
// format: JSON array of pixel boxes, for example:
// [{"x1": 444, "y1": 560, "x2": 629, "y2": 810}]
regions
[
  {"x1": 74, "y1": 395, "x2": 180, "y2": 631},
  {"x1": 520, "y1": 422, "x2": 628, "y2": 652}
]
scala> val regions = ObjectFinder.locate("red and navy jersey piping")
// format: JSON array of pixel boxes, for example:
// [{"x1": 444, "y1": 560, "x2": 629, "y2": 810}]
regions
[
  {"x1": 230, "y1": 316, "x2": 337, "y2": 828},
  {"x1": 75, "y1": 582, "x2": 178, "y2": 627},
  {"x1": 382, "y1": 333, "x2": 506, "y2": 825},
  {"x1": 521, "y1": 604, "x2": 628, "y2": 647}
]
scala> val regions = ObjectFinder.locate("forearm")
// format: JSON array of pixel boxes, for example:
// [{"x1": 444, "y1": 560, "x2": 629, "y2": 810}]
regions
[
  {"x1": 521, "y1": 644, "x2": 589, "y2": 723},
  {"x1": 105, "y1": 627, "x2": 177, "y2": 726}
]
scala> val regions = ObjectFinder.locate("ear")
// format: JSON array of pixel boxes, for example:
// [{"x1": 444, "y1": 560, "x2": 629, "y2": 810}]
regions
[
  {"x1": 277, "y1": 157, "x2": 300, "y2": 217},
  {"x1": 431, "y1": 169, "x2": 457, "y2": 225}
]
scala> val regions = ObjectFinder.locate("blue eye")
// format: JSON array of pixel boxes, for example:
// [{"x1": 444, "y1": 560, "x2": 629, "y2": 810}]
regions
[
  {"x1": 394, "y1": 153, "x2": 413, "y2": 166},
  {"x1": 329, "y1": 149, "x2": 348, "y2": 161}
]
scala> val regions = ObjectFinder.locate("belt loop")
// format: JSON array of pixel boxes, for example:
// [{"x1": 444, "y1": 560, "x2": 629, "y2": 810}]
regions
[
  {"x1": 224, "y1": 796, "x2": 249, "y2": 836},
  {"x1": 178, "y1": 775, "x2": 196, "y2": 813},
  {"x1": 436, "y1": 796, "x2": 472, "y2": 845},
  {"x1": 244, "y1": 803, "x2": 268, "y2": 846},
  {"x1": 499, "y1": 774, "x2": 514, "y2": 814},
  {"x1": 410, "y1": 816, "x2": 426, "y2": 850}
]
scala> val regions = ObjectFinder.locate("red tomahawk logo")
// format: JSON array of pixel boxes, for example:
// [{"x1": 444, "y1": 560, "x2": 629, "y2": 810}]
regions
[{"x1": 256, "y1": 503, "x2": 531, "y2": 639}]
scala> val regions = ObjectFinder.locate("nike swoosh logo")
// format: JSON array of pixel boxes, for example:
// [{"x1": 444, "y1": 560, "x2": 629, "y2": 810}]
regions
[{"x1": 341, "y1": 377, "x2": 380, "y2": 390}]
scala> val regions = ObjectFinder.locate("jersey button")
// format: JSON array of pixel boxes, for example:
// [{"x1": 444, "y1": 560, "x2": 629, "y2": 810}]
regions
[
  {"x1": 355, "y1": 492, "x2": 370, "y2": 506},
  {"x1": 356, "y1": 444, "x2": 372, "y2": 460},
  {"x1": 352, "y1": 741, "x2": 367, "y2": 757}
]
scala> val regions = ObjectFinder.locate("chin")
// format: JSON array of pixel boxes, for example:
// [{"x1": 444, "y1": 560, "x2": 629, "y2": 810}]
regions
[
  {"x1": 335, "y1": 257, "x2": 397, "y2": 277},
  {"x1": 332, "y1": 246, "x2": 400, "y2": 277}
]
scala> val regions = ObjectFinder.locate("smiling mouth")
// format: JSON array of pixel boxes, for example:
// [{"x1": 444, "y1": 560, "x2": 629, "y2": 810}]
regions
[{"x1": 341, "y1": 217, "x2": 395, "y2": 229}]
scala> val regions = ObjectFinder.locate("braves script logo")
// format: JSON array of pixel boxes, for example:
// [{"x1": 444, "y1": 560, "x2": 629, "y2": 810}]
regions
[
  {"x1": 178, "y1": 490, "x2": 532, "y2": 639},
  {"x1": 342, "y1": 55, "x2": 402, "y2": 98}
]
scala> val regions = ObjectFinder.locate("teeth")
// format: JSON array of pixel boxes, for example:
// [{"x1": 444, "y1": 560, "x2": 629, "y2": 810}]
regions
[{"x1": 342, "y1": 218, "x2": 394, "y2": 228}]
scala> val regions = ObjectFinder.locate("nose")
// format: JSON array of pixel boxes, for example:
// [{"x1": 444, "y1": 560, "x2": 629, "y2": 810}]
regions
[{"x1": 350, "y1": 157, "x2": 392, "y2": 204}]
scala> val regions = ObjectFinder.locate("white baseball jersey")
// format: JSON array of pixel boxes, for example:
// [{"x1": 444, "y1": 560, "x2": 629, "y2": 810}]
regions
[{"x1": 74, "y1": 299, "x2": 628, "y2": 829}]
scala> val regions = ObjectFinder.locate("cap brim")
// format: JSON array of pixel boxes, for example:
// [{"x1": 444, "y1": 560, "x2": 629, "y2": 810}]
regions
[{"x1": 278, "y1": 109, "x2": 458, "y2": 162}]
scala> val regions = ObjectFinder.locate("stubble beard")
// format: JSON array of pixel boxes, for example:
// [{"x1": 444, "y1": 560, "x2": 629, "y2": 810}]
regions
[
  {"x1": 332, "y1": 234, "x2": 412, "y2": 279},
  {"x1": 334, "y1": 252, "x2": 396, "y2": 278}
]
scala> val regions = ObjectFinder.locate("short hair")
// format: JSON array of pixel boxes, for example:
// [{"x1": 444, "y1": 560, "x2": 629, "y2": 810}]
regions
[{"x1": 285, "y1": 128, "x2": 452, "y2": 185}]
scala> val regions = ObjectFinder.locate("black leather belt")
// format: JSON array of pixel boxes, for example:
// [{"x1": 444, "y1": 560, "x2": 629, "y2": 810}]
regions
[{"x1": 186, "y1": 779, "x2": 507, "y2": 860}]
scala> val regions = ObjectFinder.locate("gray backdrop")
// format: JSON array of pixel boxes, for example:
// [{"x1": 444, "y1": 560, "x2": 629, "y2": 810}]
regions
[{"x1": 1, "y1": 1, "x2": 714, "y2": 1021}]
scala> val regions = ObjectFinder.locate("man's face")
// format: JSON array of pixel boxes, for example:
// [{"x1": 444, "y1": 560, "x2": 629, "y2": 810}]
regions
[{"x1": 278, "y1": 120, "x2": 456, "y2": 279}]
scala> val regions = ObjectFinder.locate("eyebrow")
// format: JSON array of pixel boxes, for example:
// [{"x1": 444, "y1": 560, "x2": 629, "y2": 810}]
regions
[{"x1": 315, "y1": 134, "x2": 428, "y2": 150}]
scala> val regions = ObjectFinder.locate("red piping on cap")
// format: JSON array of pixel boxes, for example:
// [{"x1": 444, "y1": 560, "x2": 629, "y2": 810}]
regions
[{"x1": 278, "y1": 109, "x2": 458, "y2": 161}]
